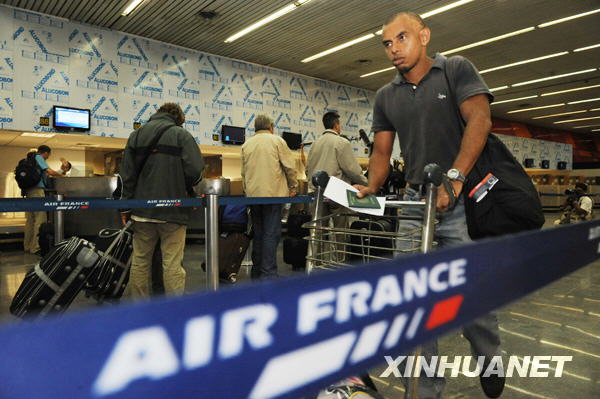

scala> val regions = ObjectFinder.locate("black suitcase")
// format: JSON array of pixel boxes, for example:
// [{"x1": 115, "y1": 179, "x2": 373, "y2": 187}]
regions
[
  {"x1": 348, "y1": 219, "x2": 394, "y2": 261},
  {"x1": 38, "y1": 221, "x2": 54, "y2": 257},
  {"x1": 84, "y1": 226, "x2": 134, "y2": 303},
  {"x1": 10, "y1": 237, "x2": 101, "y2": 318},
  {"x1": 283, "y1": 237, "x2": 308, "y2": 270},
  {"x1": 202, "y1": 232, "x2": 251, "y2": 283},
  {"x1": 287, "y1": 212, "x2": 311, "y2": 238}
]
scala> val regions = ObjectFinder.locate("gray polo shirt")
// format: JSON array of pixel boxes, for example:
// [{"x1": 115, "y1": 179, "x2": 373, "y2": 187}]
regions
[{"x1": 371, "y1": 53, "x2": 493, "y2": 184}]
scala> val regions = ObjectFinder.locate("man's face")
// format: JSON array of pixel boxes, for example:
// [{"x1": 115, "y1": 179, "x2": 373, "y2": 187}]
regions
[
  {"x1": 382, "y1": 15, "x2": 429, "y2": 74},
  {"x1": 40, "y1": 151, "x2": 50, "y2": 160}
]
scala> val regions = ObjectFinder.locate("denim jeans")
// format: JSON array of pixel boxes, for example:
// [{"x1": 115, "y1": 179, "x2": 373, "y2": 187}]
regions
[
  {"x1": 396, "y1": 188, "x2": 501, "y2": 399},
  {"x1": 250, "y1": 204, "x2": 282, "y2": 279}
]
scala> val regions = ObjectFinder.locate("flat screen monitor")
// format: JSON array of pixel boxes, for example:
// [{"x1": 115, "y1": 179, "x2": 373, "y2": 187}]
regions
[
  {"x1": 282, "y1": 131, "x2": 302, "y2": 150},
  {"x1": 540, "y1": 160, "x2": 550, "y2": 169},
  {"x1": 557, "y1": 161, "x2": 567, "y2": 170},
  {"x1": 221, "y1": 125, "x2": 245, "y2": 145},
  {"x1": 53, "y1": 106, "x2": 91, "y2": 131},
  {"x1": 524, "y1": 158, "x2": 535, "y2": 168}
]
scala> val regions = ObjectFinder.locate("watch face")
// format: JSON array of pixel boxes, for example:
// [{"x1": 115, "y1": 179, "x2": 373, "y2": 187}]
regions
[{"x1": 448, "y1": 169, "x2": 458, "y2": 179}]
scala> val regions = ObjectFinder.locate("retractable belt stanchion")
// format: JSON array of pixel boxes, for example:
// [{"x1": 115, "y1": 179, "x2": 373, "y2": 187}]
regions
[
  {"x1": 204, "y1": 194, "x2": 220, "y2": 291},
  {"x1": 54, "y1": 193, "x2": 64, "y2": 245}
]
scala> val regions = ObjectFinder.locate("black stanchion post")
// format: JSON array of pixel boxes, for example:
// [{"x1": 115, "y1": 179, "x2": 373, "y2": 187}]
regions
[{"x1": 205, "y1": 194, "x2": 220, "y2": 291}]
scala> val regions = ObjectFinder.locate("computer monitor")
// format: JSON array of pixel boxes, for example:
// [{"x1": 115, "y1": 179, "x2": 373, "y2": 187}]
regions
[
  {"x1": 282, "y1": 132, "x2": 302, "y2": 150},
  {"x1": 524, "y1": 158, "x2": 535, "y2": 168},
  {"x1": 53, "y1": 106, "x2": 91, "y2": 131},
  {"x1": 557, "y1": 161, "x2": 567, "y2": 170},
  {"x1": 540, "y1": 160, "x2": 550, "y2": 169},
  {"x1": 221, "y1": 125, "x2": 245, "y2": 145}
]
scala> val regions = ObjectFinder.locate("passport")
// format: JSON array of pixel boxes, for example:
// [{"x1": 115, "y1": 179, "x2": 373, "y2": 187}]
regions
[{"x1": 346, "y1": 189, "x2": 381, "y2": 209}]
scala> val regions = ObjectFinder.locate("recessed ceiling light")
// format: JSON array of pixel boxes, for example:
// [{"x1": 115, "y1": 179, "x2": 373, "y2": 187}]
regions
[
  {"x1": 574, "y1": 124, "x2": 600, "y2": 129},
  {"x1": 442, "y1": 27, "x2": 535, "y2": 56},
  {"x1": 225, "y1": 0, "x2": 313, "y2": 43},
  {"x1": 507, "y1": 103, "x2": 565, "y2": 114},
  {"x1": 541, "y1": 84, "x2": 600, "y2": 96},
  {"x1": 490, "y1": 86, "x2": 509, "y2": 92},
  {"x1": 592, "y1": 128, "x2": 600, "y2": 132},
  {"x1": 360, "y1": 66, "x2": 395, "y2": 78},
  {"x1": 554, "y1": 116, "x2": 600, "y2": 124},
  {"x1": 20, "y1": 132, "x2": 56, "y2": 137},
  {"x1": 567, "y1": 97, "x2": 600, "y2": 105},
  {"x1": 420, "y1": 0, "x2": 475, "y2": 18},
  {"x1": 574, "y1": 43, "x2": 600, "y2": 52},
  {"x1": 492, "y1": 95, "x2": 539, "y2": 105},
  {"x1": 480, "y1": 52, "x2": 568, "y2": 74},
  {"x1": 512, "y1": 68, "x2": 598, "y2": 87},
  {"x1": 532, "y1": 110, "x2": 588, "y2": 119},
  {"x1": 302, "y1": 34, "x2": 375, "y2": 63},
  {"x1": 122, "y1": 0, "x2": 146, "y2": 16},
  {"x1": 538, "y1": 8, "x2": 600, "y2": 28}
]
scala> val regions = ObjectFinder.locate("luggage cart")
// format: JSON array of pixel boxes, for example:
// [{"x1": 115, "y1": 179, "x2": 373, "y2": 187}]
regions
[{"x1": 304, "y1": 164, "x2": 443, "y2": 398}]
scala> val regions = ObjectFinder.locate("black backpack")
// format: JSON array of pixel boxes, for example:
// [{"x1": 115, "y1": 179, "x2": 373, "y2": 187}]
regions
[{"x1": 15, "y1": 152, "x2": 42, "y2": 192}]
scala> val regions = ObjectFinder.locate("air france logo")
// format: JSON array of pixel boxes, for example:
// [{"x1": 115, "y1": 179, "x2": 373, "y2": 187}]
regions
[
  {"x1": 438, "y1": 93, "x2": 447, "y2": 100},
  {"x1": 93, "y1": 258, "x2": 468, "y2": 398}
]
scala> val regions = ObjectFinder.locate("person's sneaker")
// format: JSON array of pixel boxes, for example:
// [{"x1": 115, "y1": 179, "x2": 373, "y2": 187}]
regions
[{"x1": 480, "y1": 374, "x2": 505, "y2": 398}]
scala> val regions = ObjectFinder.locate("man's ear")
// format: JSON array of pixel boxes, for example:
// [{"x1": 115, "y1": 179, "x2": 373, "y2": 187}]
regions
[{"x1": 419, "y1": 27, "x2": 431, "y2": 47}]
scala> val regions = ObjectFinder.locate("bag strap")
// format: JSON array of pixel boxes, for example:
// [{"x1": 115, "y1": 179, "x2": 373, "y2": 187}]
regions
[
  {"x1": 441, "y1": 61, "x2": 467, "y2": 129},
  {"x1": 134, "y1": 123, "x2": 175, "y2": 176}
]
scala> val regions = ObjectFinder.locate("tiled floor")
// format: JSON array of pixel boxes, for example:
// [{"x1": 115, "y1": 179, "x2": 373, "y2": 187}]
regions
[{"x1": 0, "y1": 213, "x2": 598, "y2": 398}]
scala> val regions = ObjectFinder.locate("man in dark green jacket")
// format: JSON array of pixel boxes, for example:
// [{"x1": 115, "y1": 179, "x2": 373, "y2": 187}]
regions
[{"x1": 120, "y1": 103, "x2": 204, "y2": 298}]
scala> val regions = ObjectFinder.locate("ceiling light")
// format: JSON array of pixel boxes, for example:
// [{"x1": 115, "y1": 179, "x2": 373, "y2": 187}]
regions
[
  {"x1": 421, "y1": 0, "x2": 475, "y2": 18},
  {"x1": 491, "y1": 95, "x2": 538, "y2": 105},
  {"x1": 538, "y1": 8, "x2": 600, "y2": 28},
  {"x1": 591, "y1": 108, "x2": 600, "y2": 112},
  {"x1": 567, "y1": 97, "x2": 600, "y2": 105},
  {"x1": 360, "y1": 66, "x2": 395, "y2": 78},
  {"x1": 507, "y1": 103, "x2": 565, "y2": 114},
  {"x1": 592, "y1": 128, "x2": 600, "y2": 132},
  {"x1": 302, "y1": 33, "x2": 375, "y2": 63},
  {"x1": 442, "y1": 27, "x2": 535, "y2": 56},
  {"x1": 574, "y1": 124, "x2": 600, "y2": 129},
  {"x1": 122, "y1": 0, "x2": 146, "y2": 16},
  {"x1": 541, "y1": 84, "x2": 600, "y2": 96},
  {"x1": 20, "y1": 132, "x2": 56, "y2": 137},
  {"x1": 490, "y1": 86, "x2": 509, "y2": 92},
  {"x1": 512, "y1": 68, "x2": 598, "y2": 87},
  {"x1": 480, "y1": 52, "x2": 568, "y2": 74},
  {"x1": 574, "y1": 43, "x2": 600, "y2": 52},
  {"x1": 224, "y1": 0, "x2": 313, "y2": 43},
  {"x1": 532, "y1": 110, "x2": 588, "y2": 119},
  {"x1": 554, "y1": 116, "x2": 600, "y2": 124}
]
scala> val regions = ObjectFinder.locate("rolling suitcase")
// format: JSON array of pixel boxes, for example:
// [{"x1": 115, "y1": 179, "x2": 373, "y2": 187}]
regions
[
  {"x1": 10, "y1": 237, "x2": 101, "y2": 318},
  {"x1": 283, "y1": 237, "x2": 308, "y2": 270},
  {"x1": 11, "y1": 224, "x2": 133, "y2": 318},
  {"x1": 84, "y1": 226, "x2": 133, "y2": 303},
  {"x1": 287, "y1": 211, "x2": 311, "y2": 238},
  {"x1": 202, "y1": 232, "x2": 251, "y2": 283}
]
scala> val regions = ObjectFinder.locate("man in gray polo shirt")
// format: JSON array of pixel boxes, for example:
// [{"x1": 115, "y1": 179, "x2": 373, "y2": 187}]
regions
[{"x1": 357, "y1": 12, "x2": 503, "y2": 399}]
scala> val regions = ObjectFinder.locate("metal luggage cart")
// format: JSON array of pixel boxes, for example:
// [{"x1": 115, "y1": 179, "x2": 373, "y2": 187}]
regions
[
  {"x1": 304, "y1": 164, "x2": 443, "y2": 399},
  {"x1": 305, "y1": 164, "x2": 442, "y2": 273}
]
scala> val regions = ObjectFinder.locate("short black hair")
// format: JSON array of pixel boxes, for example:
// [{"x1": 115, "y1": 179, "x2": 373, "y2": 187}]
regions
[
  {"x1": 37, "y1": 145, "x2": 51, "y2": 154},
  {"x1": 323, "y1": 111, "x2": 340, "y2": 130},
  {"x1": 384, "y1": 12, "x2": 426, "y2": 28},
  {"x1": 575, "y1": 182, "x2": 588, "y2": 192}
]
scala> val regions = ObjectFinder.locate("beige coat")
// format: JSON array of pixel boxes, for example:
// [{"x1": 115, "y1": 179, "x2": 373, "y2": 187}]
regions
[
  {"x1": 241, "y1": 130, "x2": 298, "y2": 197},
  {"x1": 306, "y1": 130, "x2": 367, "y2": 191}
]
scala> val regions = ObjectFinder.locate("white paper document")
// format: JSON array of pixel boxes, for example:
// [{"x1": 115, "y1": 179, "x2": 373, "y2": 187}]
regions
[{"x1": 323, "y1": 176, "x2": 386, "y2": 216}]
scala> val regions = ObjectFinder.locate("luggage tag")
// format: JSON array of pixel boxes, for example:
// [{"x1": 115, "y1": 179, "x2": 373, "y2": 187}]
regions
[{"x1": 468, "y1": 173, "x2": 499, "y2": 203}]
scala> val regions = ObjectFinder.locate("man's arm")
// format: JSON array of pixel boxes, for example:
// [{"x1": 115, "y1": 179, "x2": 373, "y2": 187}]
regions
[
  {"x1": 357, "y1": 131, "x2": 394, "y2": 197},
  {"x1": 337, "y1": 139, "x2": 367, "y2": 186},
  {"x1": 437, "y1": 94, "x2": 491, "y2": 211},
  {"x1": 180, "y1": 131, "x2": 205, "y2": 190},
  {"x1": 278, "y1": 140, "x2": 298, "y2": 196}
]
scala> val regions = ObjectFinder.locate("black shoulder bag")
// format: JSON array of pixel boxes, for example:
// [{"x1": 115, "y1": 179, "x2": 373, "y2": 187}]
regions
[{"x1": 443, "y1": 66, "x2": 544, "y2": 239}]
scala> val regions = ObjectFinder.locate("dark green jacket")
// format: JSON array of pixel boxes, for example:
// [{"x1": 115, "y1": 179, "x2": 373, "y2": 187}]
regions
[{"x1": 120, "y1": 112, "x2": 204, "y2": 225}]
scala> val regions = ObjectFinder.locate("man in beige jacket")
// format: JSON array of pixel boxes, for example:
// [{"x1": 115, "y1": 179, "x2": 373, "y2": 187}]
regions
[{"x1": 242, "y1": 114, "x2": 298, "y2": 279}]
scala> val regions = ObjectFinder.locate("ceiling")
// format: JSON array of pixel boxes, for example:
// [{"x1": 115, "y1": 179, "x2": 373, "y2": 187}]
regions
[{"x1": 2, "y1": 0, "x2": 600, "y2": 135}]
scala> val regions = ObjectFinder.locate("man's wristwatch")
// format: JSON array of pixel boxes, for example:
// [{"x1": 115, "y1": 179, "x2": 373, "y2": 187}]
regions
[{"x1": 447, "y1": 168, "x2": 465, "y2": 183}]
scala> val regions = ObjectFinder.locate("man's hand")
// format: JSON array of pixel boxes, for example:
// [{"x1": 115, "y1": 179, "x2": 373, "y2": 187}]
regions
[
  {"x1": 355, "y1": 184, "x2": 377, "y2": 198},
  {"x1": 120, "y1": 213, "x2": 130, "y2": 226},
  {"x1": 289, "y1": 189, "x2": 297, "y2": 197},
  {"x1": 437, "y1": 181, "x2": 463, "y2": 212},
  {"x1": 60, "y1": 157, "x2": 71, "y2": 172}
]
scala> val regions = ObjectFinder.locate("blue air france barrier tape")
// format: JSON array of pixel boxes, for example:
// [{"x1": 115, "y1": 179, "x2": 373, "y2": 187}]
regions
[
  {"x1": 0, "y1": 220, "x2": 599, "y2": 399},
  {"x1": 0, "y1": 195, "x2": 313, "y2": 212}
]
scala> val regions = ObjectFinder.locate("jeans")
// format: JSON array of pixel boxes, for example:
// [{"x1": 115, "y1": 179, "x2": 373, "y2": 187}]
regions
[
  {"x1": 250, "y1": 204, "x2": 282, "y2": 279},
  {"x1": 397, "y1": 188, "x2": 501, "y2": 399}
]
